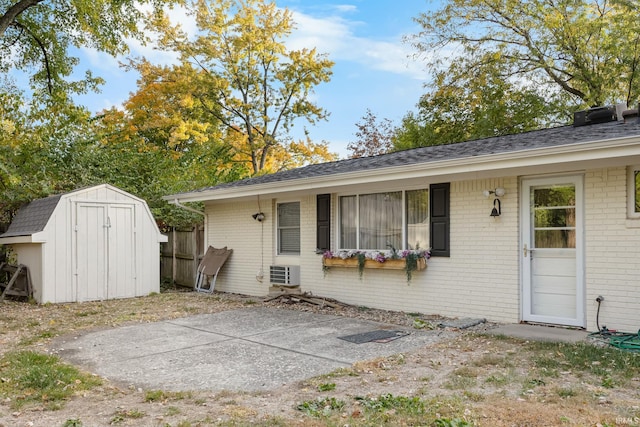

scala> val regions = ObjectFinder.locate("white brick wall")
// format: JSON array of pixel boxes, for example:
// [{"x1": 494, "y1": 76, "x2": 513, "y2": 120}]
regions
[
  {"x1": 584, "y1": 167, "x2": 640, "y2": 332},
  {"x1": 294, "y1": 178, "x2": 519, "y2": 323},
  {"x1": 205, "y1": 199, "x2": 274, "y2": 296},
  {"x1": 203, "y1": 170, "x2": 640, "y2": 331}
]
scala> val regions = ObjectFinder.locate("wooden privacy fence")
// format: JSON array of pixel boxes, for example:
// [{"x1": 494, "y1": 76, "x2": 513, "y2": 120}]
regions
[{"x1": 160, "y1": 225, "x2": 204, "y2": 287}]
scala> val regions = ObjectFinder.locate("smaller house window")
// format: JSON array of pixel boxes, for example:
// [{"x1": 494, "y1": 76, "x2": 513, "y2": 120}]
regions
[
  {"x1": 278, "y1": 202, "x2": 300, "y2": 255},
  {"x1": 628, "y1": 166, "x2": 640, "y2": 219}
]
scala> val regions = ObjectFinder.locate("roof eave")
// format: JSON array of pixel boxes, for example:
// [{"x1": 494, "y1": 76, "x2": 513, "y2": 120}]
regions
[
  {"x1": 167, "y1": 134, "x2": 640, "y2": 203},
  {"x1": 0, "y1": 233, "x2": 46, "y2": 244}
]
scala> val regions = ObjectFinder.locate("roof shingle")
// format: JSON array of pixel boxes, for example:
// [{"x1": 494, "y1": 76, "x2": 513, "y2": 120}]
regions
[
  {"x1": 180, "y1": 121, "x2": 640, "y2": 196},
  {"x1": 0, "y1": 195, "x2": 62, "y2": 238}
]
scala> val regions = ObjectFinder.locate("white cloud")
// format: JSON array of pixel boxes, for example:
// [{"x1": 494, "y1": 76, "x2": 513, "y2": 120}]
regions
[
  {"x1": 332, "y1": 4, "x2": 357, "y2": 13},
  {"x1": 287, "y1": 9, "x2": 427, "y2": 81}
]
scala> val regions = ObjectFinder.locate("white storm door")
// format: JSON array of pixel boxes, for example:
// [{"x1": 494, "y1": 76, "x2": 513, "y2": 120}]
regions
[
  {"x1": 521, "y1": 176, "x2": 584, "y2": 327},
  {"x1": 75, "y1": 203, "x2": 108, "y2": 301}
]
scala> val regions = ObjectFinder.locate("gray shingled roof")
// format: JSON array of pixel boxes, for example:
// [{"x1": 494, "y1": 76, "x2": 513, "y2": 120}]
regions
[
  {"x1": 177, "y1": 120, "x2": 640, "y2": 196},
  {"x1": 0, "y1": 194, "x2": 62, "y2": 238}
]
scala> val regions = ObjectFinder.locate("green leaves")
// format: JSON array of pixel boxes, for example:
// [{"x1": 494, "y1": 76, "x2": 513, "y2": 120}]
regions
[
  {"x1": 411, "y1": 0, "x2": 640, "y2": 107},
  {"x1": 398, "y1": 0, "x2": 640, "y2": 150},
  {"x1": 1, "y1": 0, "x2": 179, "y2": 97},
  {"x1": 395, "y1": 56, "x2": 565, "y2": 150}
]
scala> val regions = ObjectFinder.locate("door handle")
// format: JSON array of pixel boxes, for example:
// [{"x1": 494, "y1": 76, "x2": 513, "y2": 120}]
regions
[{"x1": 523, "y1": 244, "x2": 535, "y2": 257}]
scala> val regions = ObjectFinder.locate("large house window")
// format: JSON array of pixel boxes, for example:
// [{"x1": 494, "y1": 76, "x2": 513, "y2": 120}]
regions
[
  {"x1": 277, "y1": 202, "x2": 300, "y2": 255},
  {"x1": 628, "y1": 166, "x2": 640, "y2": 218},
  {"x1": 339, "y1": 189, "x2": 429, "y2": 250}
]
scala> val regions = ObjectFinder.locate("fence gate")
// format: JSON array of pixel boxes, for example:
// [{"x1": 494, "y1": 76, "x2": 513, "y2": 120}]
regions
[{"x1": 160, "y1": 225, "x2": 204, "y2": 287}]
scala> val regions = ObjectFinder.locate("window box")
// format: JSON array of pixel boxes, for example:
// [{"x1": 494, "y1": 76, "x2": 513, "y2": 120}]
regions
[{"x1": 322, "y1": 257, "x2": 427, "y2": 271}]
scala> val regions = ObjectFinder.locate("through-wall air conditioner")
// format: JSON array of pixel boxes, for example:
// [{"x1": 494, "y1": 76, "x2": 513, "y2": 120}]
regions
[{"x1": 269, "y1": 265, "x2": 300, "y2": 286}]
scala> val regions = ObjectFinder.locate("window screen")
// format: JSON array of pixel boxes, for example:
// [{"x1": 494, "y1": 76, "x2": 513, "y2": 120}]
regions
[{"x1": 278, "y1": 202, "x2": 300, "y2": 255}]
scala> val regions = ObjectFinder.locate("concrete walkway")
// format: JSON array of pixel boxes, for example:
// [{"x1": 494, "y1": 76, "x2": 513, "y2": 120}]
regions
[{"x1": 52, "y1": 307, "x2": 453, "y2": 392}]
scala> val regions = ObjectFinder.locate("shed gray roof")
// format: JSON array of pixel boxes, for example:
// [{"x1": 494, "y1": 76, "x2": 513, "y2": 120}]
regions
[
  {"x1": 175, "y1": 120, "x2": 640, "y2": 197},
  {"x1": 0, "y1": 195, "x2": 62, "y2": 238}
]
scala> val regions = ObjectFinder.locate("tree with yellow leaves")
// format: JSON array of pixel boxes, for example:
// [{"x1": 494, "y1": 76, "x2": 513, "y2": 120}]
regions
[{"x1": 141, "y1": 0, "x2": 336, "y2": 175}]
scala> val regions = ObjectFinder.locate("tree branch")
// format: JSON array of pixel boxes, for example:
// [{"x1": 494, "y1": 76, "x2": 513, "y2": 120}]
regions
[
  {"x1": 14, "y1": 21, "x2": 54, "y2": 94},
  {"x1": 0, "y1": 0, "x2": 44, "y2": 36}
]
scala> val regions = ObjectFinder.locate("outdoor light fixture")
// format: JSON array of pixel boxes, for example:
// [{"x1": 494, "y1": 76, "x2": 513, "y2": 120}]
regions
[
  {"x1": 483, "y1": 187, "x2": 505, "y2": 198},
  {"x1": 483, "y1": 187, "x2": 505, "y2": 217},
  {"x1": 490, "y1": 199, "x2": 501, "y2": 217},
  {"x1": 252, "y1": 212, "x2": 265, "y2": 222}
]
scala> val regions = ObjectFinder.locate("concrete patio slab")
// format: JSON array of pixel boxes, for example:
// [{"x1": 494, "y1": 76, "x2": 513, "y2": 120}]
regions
[{"x1": 52, "y1": 307, "x2": 453, "y2": 392}]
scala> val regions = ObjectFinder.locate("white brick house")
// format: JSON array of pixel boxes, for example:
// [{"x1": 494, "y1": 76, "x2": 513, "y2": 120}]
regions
[{"x1": 166, "y1": 116, "x2": 640, "y2": 332}]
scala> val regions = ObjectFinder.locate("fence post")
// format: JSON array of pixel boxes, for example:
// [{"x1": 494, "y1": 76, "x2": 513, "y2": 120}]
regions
[{"x1": 172, "y1": 226, "x2": 177, "y2": 285}]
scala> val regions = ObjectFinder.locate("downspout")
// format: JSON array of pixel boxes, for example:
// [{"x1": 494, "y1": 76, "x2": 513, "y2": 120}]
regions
[
  {"x1": 171, "y1": 199, "x2": 206, "y2": 218},
  {"x1": 170, "y1": 199, "x2": 208, "y2": 245}
]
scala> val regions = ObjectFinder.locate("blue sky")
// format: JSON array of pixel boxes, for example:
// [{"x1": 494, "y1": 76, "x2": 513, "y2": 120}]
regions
[{"x1": 73, "y1": 1, "x2": 436, "y2": 158}]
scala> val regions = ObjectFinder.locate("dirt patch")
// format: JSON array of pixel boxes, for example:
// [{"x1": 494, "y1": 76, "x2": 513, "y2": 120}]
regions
[{"x1": 1, "y1": 290, "x2": 639, "y2": 426}]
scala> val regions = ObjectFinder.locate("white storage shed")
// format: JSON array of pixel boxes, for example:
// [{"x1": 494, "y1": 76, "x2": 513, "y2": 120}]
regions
[{"x1": 0, "y1": 184, "x2": 168, "y2": 303}]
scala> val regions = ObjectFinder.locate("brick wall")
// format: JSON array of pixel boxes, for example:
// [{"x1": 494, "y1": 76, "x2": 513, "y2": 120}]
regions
[
  {"x1": 296, "y1": 178, "x2": 520, "y2": 323},
  {"x1": 585, "y1": 167, "x2": 640, "y2": 332},
  {"x1": 203, "y1": 170, "x2": 640, "y2": 330},
  {"x1": 205, "y1": 199, "x2": 274, "y2": 296}
]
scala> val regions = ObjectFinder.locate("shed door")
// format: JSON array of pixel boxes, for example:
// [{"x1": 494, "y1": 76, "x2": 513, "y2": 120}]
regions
[{"x1": 75, "y1": 202, "x2": 136, "y2": 301}]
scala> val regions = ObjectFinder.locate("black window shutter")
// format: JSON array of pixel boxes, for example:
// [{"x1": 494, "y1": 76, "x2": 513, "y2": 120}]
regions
[
  {"x1": 430, "y1": 183, "x2": 450, "y2": 257},
  {"x1": 316, "y1": 194, "x2": 331, "y2": 251}
]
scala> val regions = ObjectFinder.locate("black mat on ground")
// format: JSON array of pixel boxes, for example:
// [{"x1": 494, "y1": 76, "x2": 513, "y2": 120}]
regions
[{"x1": 338, "y1": 330, "x2": 409, "y2": 344}]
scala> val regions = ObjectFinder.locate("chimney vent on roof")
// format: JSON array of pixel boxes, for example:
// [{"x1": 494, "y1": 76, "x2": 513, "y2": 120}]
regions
[
  {"x1": 573, "y1": 106, "x2": 617, "y2": 127},
  {"x1": 615, "y1": 103, "x2": 627, "y2": 122},
  {"x1": 621, "y1": 103, "x2": 639, "y2": 124}
]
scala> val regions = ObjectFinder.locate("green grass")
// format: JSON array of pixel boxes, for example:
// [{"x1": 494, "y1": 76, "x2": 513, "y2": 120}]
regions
[
  {"x1": 296, "y1": 396, "x2": 345, "y2": 417},
  {"x1": 145, "y1": 389, "x2": 169, "y2": 402},
  {"x1": 317, "y1": 382, "x2": 336, "y2": 392},
  {"x1": 356, "y1": 393, "x2": 425, "y2": 414},
  {"x1": 0, "y1": 350, "x2": 102, "y2": 410},
  {"x1": 531, "y1": 341, "x2": 640, "y2": 384},
  {"x1": 17, "y1": 329, "x2": 59, "y2": 346},
  {"x1": 295, "y1": 393, "x2": 473, "y2": 425},
  {"x1": 110, "y1": 408, "x2": 146, "y2": 424},
  {"x1": 484, "y1": 373, "x2": 510, "y2": 385}
]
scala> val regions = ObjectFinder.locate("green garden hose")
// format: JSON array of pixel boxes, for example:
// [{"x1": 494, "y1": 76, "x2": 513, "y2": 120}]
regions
[
  {"x1": 588, "y1": 329, "x2": 640, "y2": 352},
  {"x1": 591, "y1": 298, "x2": 640, "y2": 352},
  {"x1": 608, "y1": 330, "x2": 640, "y2": 352}
]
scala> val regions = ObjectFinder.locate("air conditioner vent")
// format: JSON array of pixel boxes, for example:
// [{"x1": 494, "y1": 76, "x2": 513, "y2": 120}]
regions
[
  {"x1": 269, "y1": 265, "x2": 300, "y2": 286},
  {"x1": 573, "y1": 106, "x2": 617, "y2": 127}
]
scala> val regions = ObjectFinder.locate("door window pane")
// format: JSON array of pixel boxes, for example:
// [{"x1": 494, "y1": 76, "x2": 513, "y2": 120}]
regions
[
  {"x1": 534, "y1": 207, "x2": 575, "y2": 228},
  {"x1": 532, "y1": 185, "x2": 576, "y2": 249},
  {"x1": 535, "y1": 229, "x2": 576, "y2": 248},
  {"x1": 533, "y1": 186, "x2": 575, "y2": 207}
]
